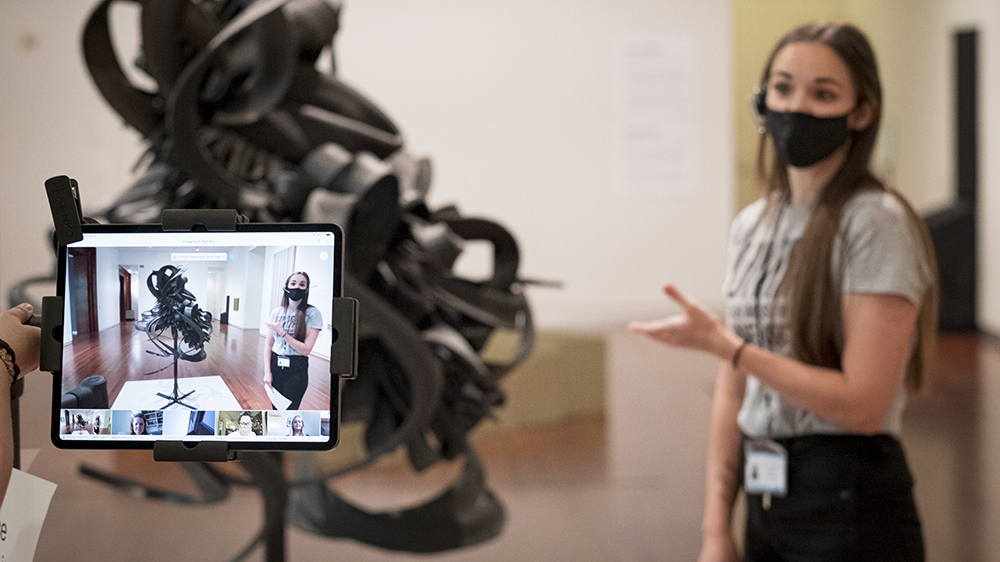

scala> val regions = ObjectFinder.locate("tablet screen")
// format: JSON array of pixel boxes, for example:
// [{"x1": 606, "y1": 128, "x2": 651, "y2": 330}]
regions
[{"x1": 53, "y1": 223, "x2": 343, "y2": 451}]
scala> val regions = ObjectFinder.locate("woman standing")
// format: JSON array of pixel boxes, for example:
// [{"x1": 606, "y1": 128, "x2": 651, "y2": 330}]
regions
[
  {"x1": 630, "y1": 22, "x2": 937, "y2": 561},
  {"x1": 264, "y1": 271, "x2": 322, "y2": 410}
]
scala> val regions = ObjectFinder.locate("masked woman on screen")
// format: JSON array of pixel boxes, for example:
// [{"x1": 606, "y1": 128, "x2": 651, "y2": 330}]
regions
[{"x1": 263, "y1": 272, "x2": 322, "y2": 410}]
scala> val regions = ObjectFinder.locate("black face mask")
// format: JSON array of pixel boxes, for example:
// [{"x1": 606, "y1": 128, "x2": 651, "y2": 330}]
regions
[
  {"x1": 766, "y1": 109, "x2": 850, "y2": 168},
  {"x1": 284, "y1": 287, "x2": 307, "y2": 302}
]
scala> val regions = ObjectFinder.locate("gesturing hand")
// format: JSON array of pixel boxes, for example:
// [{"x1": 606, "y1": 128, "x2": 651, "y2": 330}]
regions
[
  {"x1": 628, "y1": 284, "x2": 741, "y2": 361},
  {"x1": 266, "y1": 321, "x2": 285, "y2": 337}
]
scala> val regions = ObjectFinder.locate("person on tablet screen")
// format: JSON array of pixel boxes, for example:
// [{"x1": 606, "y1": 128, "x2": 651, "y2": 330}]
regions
[
  {"x1": 289, "y1": 414, "x2": 307, "y2": 436},
  {"x1": 130, "y1": 412, "x2": 148, "y2": 435},
  {"x1": 229, "y1": 412, "x2": 257, "y2": 437},
  {"x1": 72, "y1": 414, "x2": 89, "y2": 435},
  {"x1": 264, "y1": 272, "x2": 322, "y2": 410}
]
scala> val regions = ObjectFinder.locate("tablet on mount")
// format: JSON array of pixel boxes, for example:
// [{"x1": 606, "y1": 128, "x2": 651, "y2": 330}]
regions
[{"x1": 42, "y1": 177, "x2": 358, "y2": 461}]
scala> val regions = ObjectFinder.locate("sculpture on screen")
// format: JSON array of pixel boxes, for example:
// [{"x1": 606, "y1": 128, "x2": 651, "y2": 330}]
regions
[
  {"x1": 136, "y1": 264, "x2": 213, "y2": 409},
  {"x1": 77, "y1": 0, "x2": 536, "y2": 554}
]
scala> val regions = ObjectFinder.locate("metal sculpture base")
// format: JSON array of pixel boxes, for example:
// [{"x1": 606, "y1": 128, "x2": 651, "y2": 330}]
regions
[
  {"x1": 157, "y1": 391, "x2": 197, "y2": 409},
  {"x1": 156, "y1": 332, "x2": 197, "y2": 409},
  {"x1": 157, "y1": 381, "x2": 197, "y2": 410}
]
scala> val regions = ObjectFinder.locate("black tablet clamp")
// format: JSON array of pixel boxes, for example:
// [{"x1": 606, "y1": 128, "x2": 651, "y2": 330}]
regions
[{"x1": 40, "y1": 175, "x2": 360, "y2": 561}]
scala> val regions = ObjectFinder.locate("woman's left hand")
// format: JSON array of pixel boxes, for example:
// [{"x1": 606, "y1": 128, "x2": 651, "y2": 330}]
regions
[
  {"x1": 266, "y1": 321, "x2": 284, "y2": 337},
  {"x1": 0, "y1": 303, "x2": 41, "y2": 378},
  {"x1": 628, "y1": 284, "x2": 741, "y2": 361}
]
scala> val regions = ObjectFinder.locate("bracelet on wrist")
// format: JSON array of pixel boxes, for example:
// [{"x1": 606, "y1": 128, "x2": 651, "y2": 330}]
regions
[
  {"x1": 731, "y1": 340, "x2": 749, "y2": 370},
  {"x1": 0, "y1": 338, "x2": 19, "y2": 385}
]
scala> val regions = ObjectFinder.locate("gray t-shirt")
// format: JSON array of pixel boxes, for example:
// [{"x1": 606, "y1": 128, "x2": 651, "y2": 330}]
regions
[
  {"x1": 269, "y1": 305, "x2": 323, "y2": 356},
  {"x1": 724, "y1": 190, "x2": 932, "y2": 438}
]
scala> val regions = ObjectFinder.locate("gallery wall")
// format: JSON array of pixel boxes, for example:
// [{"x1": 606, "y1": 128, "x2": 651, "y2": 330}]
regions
[
  {"x1": 938, "y1": 0, "x2": 1000, "y2": 335},
  {"x1": 333, "y1": 0, "x2": 735, "y2": 326},
  {"x1": 0, "y1": 0, "x2": 734, "y2": 331},
  {"x1": 1, "y1": 0, "x2": 994, "y2": 332},
  {"x1": 0, "y1": 1, "x2": 143, "y2": 296},
  {"x1": 851, "y1": 0, "x2": 1000, "y2": 334}
]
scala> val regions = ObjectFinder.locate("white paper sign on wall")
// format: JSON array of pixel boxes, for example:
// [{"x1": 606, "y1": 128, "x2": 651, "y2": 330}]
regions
[{"x1": 612, "y1": 35, "x2": 700, "y2": 199}]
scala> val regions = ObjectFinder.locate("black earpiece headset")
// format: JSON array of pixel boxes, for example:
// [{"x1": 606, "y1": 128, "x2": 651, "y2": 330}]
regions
[{"x1": 751, "y1": 85, "x2": 768, "y2": 134}]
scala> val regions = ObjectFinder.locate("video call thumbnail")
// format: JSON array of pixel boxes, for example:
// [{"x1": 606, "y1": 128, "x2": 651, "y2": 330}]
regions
[{"x1": 59, "y1": 409, "x2": 330, "y2": 441}]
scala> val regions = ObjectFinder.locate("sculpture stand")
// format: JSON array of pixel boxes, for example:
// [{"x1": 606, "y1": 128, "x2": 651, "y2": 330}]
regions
[
  {"x1": 10, "y1": 378, "x2": 24, "y2": 471},
  {"x1": 239, "y1": 452, "x2": 289, "y2": 562},
  {"x1": 156, "y1": 329, "x2": 197, "y2": 409}
]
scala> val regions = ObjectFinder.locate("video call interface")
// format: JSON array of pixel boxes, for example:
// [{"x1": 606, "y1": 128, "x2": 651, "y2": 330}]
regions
[{"x1": 57, "y1": 229, "x2": 338, "y2": 444}]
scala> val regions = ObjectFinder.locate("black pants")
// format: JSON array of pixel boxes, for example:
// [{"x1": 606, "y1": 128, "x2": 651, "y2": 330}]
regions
[
  {"x1": 745, "y1": 434, "x2": 924, "y2": 562},
  {"x1": 270, "y1": 353, "x2": 309, "y2": 410}
]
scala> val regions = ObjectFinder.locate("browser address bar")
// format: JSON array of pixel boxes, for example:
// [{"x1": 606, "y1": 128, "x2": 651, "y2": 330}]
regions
[{"x1": 171, "y1": 253, "x2": 229, "y2": 261}]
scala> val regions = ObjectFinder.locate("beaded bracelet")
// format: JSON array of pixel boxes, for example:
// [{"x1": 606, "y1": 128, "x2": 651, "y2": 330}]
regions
[{"x1": 0, "y1": 338, "x2": 18, "y2": 385}]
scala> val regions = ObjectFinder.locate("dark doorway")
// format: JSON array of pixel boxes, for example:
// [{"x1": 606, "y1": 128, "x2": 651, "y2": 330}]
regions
[
  {"x1": 926, "y1": 29, "x2": 978, "y2": 332},
  {"x1": 68, "y1": 247, "x2": 99, "y2": 340},
  {"x1": 118, "y1": 266, "x2": 132, "y2": 322}
]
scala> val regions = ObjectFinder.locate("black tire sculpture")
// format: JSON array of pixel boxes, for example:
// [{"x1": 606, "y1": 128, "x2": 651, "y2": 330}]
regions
[
  {"x1": 136, "y1": 264, "x2": 214, "y2": 409},
  {"x1": 75, "y1": 0, "x2": 537, "y2": 556}
]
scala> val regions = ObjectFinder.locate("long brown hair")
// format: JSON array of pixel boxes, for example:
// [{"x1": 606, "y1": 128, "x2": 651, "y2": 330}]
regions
[
  {"x1": 756, "y1": 22, "x2": 938, "y2": 391},
  {"x1": 280, "y1": 271, "x2": 313, "y2": 342}
]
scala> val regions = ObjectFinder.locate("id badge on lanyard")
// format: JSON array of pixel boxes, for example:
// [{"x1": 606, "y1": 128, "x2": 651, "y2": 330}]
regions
[
  {"x1": 277, "y1": 355, "x2": 291, "y2": 368},
  {"x1": 745, "y1": 437, "x2": 787, "y2": 509}
]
